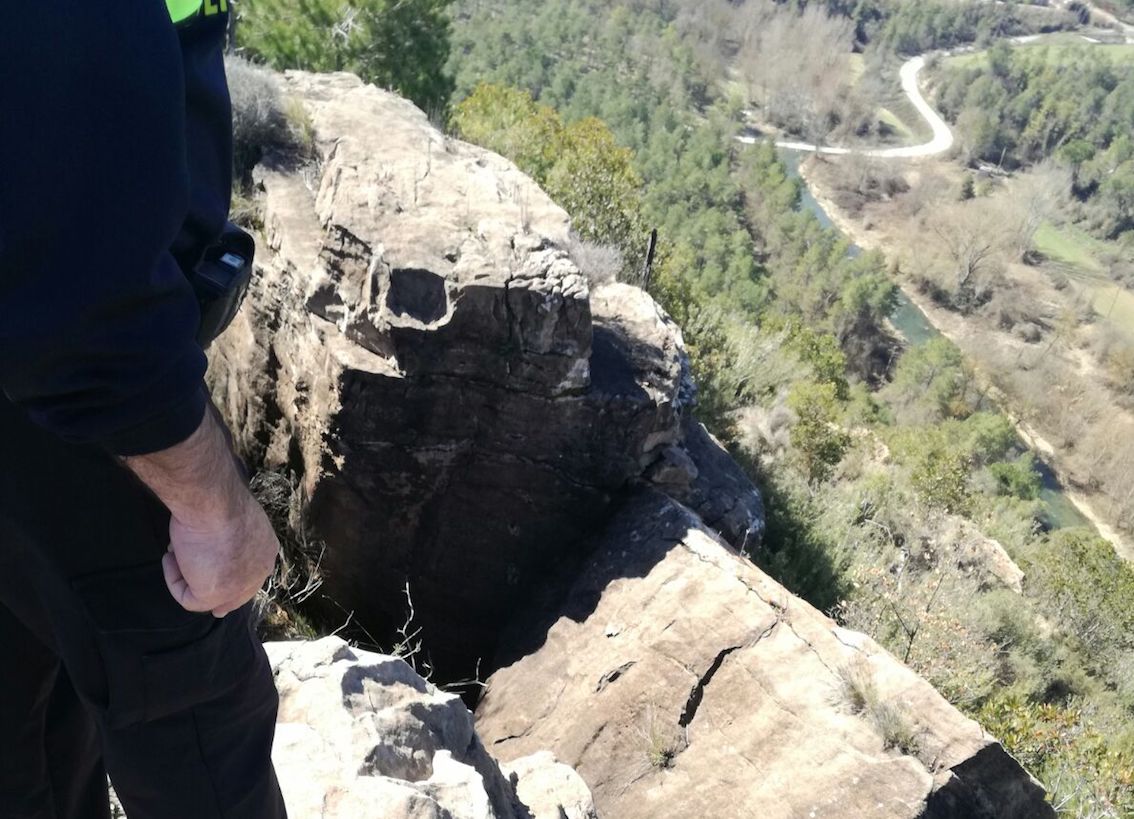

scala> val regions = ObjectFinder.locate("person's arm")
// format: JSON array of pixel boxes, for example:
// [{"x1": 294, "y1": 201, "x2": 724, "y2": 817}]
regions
[
  {"x1": 127, "y1": 407, "x2": 279, "y2": 618},
  {"x1": 0, "y1": 4, "x2": 205, "y2": 452},
  {"x1": 0, "y1": 4, "x2": 277, "y2": 616}
]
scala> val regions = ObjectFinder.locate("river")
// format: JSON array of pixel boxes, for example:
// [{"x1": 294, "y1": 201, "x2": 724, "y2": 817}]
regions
[{"x1": 780, "y1": 149, "x2": 1091, "y2": 530}]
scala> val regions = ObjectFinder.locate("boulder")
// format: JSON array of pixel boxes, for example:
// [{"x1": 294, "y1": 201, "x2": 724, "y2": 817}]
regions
[
  {"x1": 502, "y1": 753, "x2": 598, "y2": 819},
  {"x1": 476, "y1": 491, "x2": 1052, "y2": 819},
  {"x1": 267, "y1": 636, "x2": 595, "y2": 819},
  {"x1": 208, "y1": 73, "x2": 714, "y2": 679},
  {"x1": 933, "y1": 516, "x2": 1025, "y2": 595}
]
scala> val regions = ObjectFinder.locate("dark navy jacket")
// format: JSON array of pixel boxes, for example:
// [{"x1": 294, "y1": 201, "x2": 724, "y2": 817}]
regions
[{"x1": 0, "y1": 3, "x2": 232, "y2": 455}]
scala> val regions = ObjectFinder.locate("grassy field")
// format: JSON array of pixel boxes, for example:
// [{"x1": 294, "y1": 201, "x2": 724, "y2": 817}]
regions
[
  {"x1": 1034, "y1": 222, "x2": 1134, "y2": 341},
  {"x1": 1089, "y1": 281, "x2": 1134, "y2": 333},
  {"x1": 944, "y1": 39, "x2": 1134, "y2": 70},
  {"x1": 1035, "y1": 222, "x2": 1108, "y2": 273},
  {"x1": 877, "y1": 107, "x2": 915, "y2": 140}
]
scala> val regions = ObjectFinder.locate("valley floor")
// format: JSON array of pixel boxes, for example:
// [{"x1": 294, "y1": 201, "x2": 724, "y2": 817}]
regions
[{"x1": 798, "y1": 155, "x2": 1134, "y2": 562}]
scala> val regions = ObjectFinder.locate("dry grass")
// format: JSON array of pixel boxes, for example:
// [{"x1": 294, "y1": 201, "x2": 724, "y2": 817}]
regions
[
  {"x1": 249, "y1": 469, "x2": 325, "y2": 641},
  {"x1": 836, "y1": 657, "x2": 922, "y2": 757}
]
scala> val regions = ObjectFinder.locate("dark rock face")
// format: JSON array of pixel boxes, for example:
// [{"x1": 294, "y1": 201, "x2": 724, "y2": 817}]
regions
[
  {"x1": 657, "y1": 416, "x2": 766, "y2": 552},
  {"x1": 921, "y1": 743, "x2": 1053, "y2": 819},
  {"x1": 207, "y1": 73, "x2": 747, "y2": 679}
]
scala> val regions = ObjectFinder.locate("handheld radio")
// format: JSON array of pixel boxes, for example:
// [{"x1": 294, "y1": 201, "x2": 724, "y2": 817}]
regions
[{"x1": 188, "y1": 222, "x2": 254, "y2": 347}]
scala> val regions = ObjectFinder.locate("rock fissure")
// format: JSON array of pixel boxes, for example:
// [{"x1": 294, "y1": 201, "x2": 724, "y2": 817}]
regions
[
  {"x1": 678, "y1": 537, "x2": 787, "y2": 614},
  {"x1": 595, "y1": 661, "x2": 636, "y2": 693},
  {"x1": 782, "y1": 619, "x2": 842, "y2": 681},
  {"x1": 491, "y1": 731, "x2": 530, "y2": 747},
  {"x1": 677, "y1": 641, "x2": 746, "y2": 730},
  {"x1": 502, "y1": 272, "x2": 518, "y2": 356}
]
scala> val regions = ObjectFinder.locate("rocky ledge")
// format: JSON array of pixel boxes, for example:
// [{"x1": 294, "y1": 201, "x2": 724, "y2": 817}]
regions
[
  {"x1": 209, "y1": 70, "x2": 762, "y2": 681},
  {"x1": 208, "y1": 71, "x2": 1053, "y2": 818},
  {"x1": 477, "y1": 492, "x2": 1050, "y2": 819}
]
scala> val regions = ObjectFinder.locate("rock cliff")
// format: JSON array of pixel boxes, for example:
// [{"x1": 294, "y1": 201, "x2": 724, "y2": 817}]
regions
[
  {"x1": 209, "y1": 71, "x2": 762, "y2": 681},
  {"x1": 208, "y1": 71, "x2": 1052, "y2": 817}
]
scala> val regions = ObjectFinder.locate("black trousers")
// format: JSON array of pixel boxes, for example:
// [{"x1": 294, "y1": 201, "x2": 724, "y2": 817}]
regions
[{"x1": 0, "y1": 398, "x2": 287, "y2": 819}]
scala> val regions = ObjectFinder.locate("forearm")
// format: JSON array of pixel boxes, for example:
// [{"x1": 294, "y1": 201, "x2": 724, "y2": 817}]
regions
[{"x1": 123, "y1": 407, "x2": 246, "y2": 528}]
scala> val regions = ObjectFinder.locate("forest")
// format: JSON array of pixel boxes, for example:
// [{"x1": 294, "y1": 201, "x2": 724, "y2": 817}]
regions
[
  {"x1": 936, "y1": 42, "x2": 1134, "y2": 241},
  {"x1": 233, "y1": 0, "x2": 1134, "y2": 814}
]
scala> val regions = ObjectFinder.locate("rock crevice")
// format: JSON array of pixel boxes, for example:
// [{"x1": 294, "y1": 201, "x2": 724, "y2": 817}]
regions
[{"x1": 676, "y1": 642, "x2": 746, "y2": 729}]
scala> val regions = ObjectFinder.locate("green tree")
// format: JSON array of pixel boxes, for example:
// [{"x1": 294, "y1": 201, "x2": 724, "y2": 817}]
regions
[
  {"x1": 786, "y1": 325, "x2": 850, "y2": 400},
  {"x1": 885, "y1": 337, "x2": 971, "y2": 422},
  {"x1": 989, "y1": 456, "x2": 1042, "y2": 500},
  {"x1": 450, "y1": 84, "x2": 563, "y2": 180},
  {"x1": 1060, "y1": 138, "x2": 1096, "y2": 189},
  {"x1": 908, "y1": 434, "x2": 972, "y2": 514},
  {"x1": 545, "y1": 117, "x2": 648, "y2": 263},
  {"x1": 453, "y1": 83, "x2": 648, "y2": 273},
  {"x1": 237, "y1": 0, "x2": 455, "y2": 115}
]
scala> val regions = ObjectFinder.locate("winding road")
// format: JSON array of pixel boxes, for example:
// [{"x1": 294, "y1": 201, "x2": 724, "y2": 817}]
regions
[
  {"x1": 738, "y1": 1, "x2": 1134, "y2": 160},
  {"x1": 736, "y1": 56, "x2": 954, "y2": 159}
]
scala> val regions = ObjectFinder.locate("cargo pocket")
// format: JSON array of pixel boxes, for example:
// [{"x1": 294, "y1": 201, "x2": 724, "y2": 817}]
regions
[{"x1": 72, "y1": 560, "x2": 257, "y2": 730}]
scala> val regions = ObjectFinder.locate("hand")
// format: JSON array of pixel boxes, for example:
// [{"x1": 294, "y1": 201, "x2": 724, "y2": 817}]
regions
[
  {"x1": 124, "y1": 403, "x2": 280, "y2": 618},
  {"x1": 162, "y1": 489, "x2": 280, "y2": 618}
]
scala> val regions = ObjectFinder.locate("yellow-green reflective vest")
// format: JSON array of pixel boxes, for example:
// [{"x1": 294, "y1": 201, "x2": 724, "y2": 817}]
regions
[
  {"x1": 167, "y1": 0, "x2": 201, "y2": 24},
  {"x1": 167, "y1": 0, "x2": 229, "y2": 24}
]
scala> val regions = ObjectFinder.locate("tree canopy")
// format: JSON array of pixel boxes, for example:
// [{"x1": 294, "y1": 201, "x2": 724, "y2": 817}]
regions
[{"x1": 237, "y1": 0, "x2": 456, "y2": 115}]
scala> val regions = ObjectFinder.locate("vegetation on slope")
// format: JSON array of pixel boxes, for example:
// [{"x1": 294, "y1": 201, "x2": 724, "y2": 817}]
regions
[{"x1": 235, "y1": 0, "x2": 456, "y2": 115}]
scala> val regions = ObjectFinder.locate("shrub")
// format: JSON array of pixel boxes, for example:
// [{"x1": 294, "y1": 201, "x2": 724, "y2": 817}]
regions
[
  {"x1": 837, "y1": 657, "x2": 878, "y2": 716},
  {"x1": 836, "y1": 658, "x2": 921, "y2": 756},
  {"x1": 226, "y1": 56, "x2": 291, "y2": 181},
  {"x1": 891, "y1": 427, "x2": 973, "y2": 514},
  {"x1": 225, "y1": 56, "x2": 317, "y2": 185},
  {"x1": 787, "y1": 381, "x2": 851, "y2": 484},
  {"x1": 249, "y1": 469, "x2": 324, "y2": 641},
  {"x1": 566, "y1": 237, "x2": 623, "y2": 286},
  {"x1": 960, "y1": 174, "x2": 976, "y2": 201},
  {"x1": 978, "y1": 693, "x2": 1134, "y2": 816}
]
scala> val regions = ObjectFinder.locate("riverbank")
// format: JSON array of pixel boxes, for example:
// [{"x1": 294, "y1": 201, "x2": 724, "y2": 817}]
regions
[{"x1": 798, "y1": 156, "x2": 1134, "y2": 562}]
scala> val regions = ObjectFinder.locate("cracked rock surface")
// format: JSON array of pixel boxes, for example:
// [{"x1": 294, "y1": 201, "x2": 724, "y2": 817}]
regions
[
  {"x1": 475, "y1": 491, "x2": 1052, "y2": 819},
  {"x1": 267, "y1": 636, "x2": 595, "y2": 818}
]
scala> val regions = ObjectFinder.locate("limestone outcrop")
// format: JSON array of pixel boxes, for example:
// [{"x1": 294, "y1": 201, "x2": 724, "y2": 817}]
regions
[
  {"x1": 268, "y1": 636, "x2": 595, "y2": 818},
  {"x1": 208, "y1": 71, "x2": 759, "y2": 679},
  {"x1": 476, "y1": 492, "x2": 1053, "y2": 819},
  {"x1": 207, "y1": 70, "x2": 1050, "y2": 818}
]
